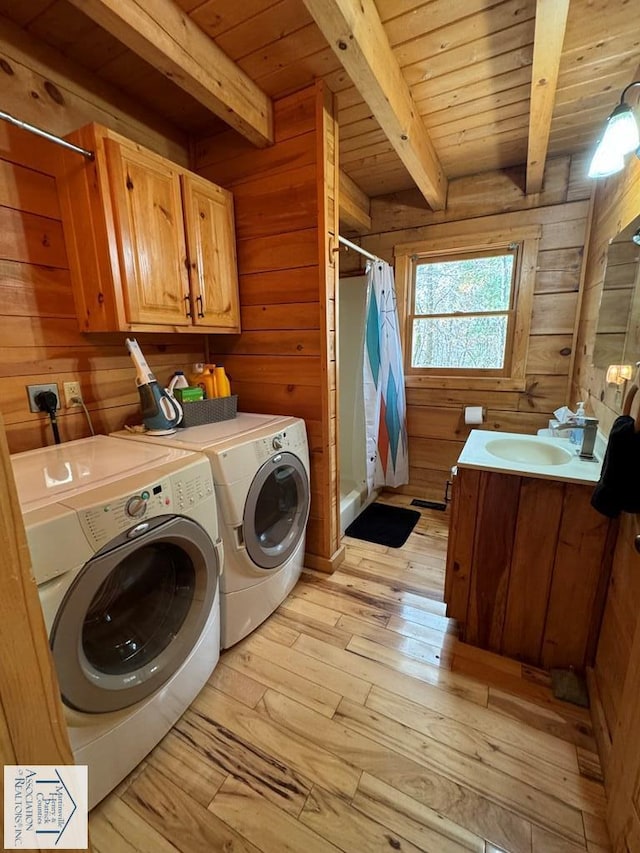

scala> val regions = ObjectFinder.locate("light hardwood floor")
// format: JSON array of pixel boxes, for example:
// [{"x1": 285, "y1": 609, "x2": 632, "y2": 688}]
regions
[{"x1": 90, "y1": 493, "x2": 610, "y2": 853}]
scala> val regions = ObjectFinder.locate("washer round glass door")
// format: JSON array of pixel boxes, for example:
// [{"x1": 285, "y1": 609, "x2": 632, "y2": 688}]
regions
[
  {"x1": 50, "y1": 516, "x2": 218, "y2": 713},
  {"x1": 243, "y1": 451, "x2": 310, "y2": 570}
]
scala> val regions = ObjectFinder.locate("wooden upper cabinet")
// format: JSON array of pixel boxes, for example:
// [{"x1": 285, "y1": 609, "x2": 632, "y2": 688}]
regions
[
  {"x1": 105, "y1": 139, "x2": 191, "y2": 327},
  {"x1": 57, "y1": 124, "x2": 240, "y2": 334},
  {"x1": 181, "y1": 174, "x2": 240, "y2": 332}
]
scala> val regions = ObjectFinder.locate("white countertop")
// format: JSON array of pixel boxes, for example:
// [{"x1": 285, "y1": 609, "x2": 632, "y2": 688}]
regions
[{"x1": 456, "y1": 429, "x2": 605, "y2": 485}]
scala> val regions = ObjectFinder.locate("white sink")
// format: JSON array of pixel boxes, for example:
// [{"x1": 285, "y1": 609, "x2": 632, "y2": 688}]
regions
[
  {"x1": 485, "y1": 437, "x2": 573, "y2": 466},
  {"x1": 457, "y1": 430, "x2": 603, "y2": 485}
]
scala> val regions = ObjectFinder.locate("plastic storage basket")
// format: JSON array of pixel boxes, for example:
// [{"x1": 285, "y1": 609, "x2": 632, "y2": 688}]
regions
[{"x1": 179, "y1": 395, "x2": 237, "y2": 428}]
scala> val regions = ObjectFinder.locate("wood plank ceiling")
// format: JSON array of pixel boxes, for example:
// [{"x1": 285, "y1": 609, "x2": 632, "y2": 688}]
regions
[{"x1": 0, "y1": 0, "x2": 638, "y2": 199}]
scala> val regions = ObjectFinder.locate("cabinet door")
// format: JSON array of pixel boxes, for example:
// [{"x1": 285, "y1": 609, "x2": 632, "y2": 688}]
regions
[
  {"x1": 181, "y1": 173, "x2": 240, "y2": 332},
  {"x1": 105, "y1": 139, "x2": 191, "y2": 327},
  {"x1": 444, "y1": 467, "x2": 481, "y2": 628}
]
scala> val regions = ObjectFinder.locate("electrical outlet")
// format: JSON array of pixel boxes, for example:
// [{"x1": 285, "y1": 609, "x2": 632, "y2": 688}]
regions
[
  {"x1": 27, "y1": 383, "x2": 60, "y2": 413},
  {"x1": 63, "y1": 381, "x2": 82, "y2": 408}
]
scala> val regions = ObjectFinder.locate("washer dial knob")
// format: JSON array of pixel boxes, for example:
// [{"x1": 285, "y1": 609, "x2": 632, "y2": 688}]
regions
[
  {"x1": 126, "y1": 495, "x2": 147, "y2": 518},
  {"x1": 272, "y1": 435, "x2": 283, "y2": 450}
]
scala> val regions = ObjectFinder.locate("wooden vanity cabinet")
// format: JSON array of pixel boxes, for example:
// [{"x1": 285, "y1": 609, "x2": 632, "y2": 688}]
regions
[
  {"x1": 57, "y1": 124, "x2": 240, "y2": 334},
  {"x1": 445, "y1": 466, "x2": 617, "y2": 671}
]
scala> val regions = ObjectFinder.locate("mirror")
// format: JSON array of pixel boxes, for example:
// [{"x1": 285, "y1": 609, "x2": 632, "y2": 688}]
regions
[{"x1": 593, "y1": 213, "x2": 640, "y2": 369}]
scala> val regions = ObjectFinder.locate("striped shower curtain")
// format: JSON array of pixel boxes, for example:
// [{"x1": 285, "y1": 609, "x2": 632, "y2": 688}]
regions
[{"x1": 362, "y1": 259, "x2": 409, "y2": 492}]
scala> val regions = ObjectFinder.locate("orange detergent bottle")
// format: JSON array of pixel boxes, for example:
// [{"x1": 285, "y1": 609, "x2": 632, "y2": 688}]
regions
[
  {"x1": 188, "y1": 363, "x2": 206, "y2": 393},
  {"x1": 214, "y1": 366, "x2": 231, "y2": 397},
  {"x1": 202, "y1": 365, "x2": 217, "y2": 399}
]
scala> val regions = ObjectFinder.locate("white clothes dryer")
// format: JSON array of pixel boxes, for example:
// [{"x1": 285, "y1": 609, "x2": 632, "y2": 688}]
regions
[
  {"x1": 11, "y1": 436, "x2": 223, "y2": 808},
  {"x1": 113, "y1": 413, "x2": 310, "y2": 647}
]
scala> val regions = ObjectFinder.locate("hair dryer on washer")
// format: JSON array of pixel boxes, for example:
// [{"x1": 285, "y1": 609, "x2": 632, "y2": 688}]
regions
[{"x1": 126, "y1": 338, "x2": 182, "y2": 434}]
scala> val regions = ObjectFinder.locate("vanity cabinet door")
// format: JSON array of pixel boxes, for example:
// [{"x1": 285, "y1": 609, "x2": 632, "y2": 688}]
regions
[
  {"x1": 181, "y1": 174, "x2": 240, "y2": 332},
  {"x1": 104, "y1": 139, "x2": 191, "y2": 327},
  {"x1": 444, "y1": 468, "x2": 616, "y2": 669},
  {"x1": 445, "y1": 466, "x2": 481, "y2": 626}
]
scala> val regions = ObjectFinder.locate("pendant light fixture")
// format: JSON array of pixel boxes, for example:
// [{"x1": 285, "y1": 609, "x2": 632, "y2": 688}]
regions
[{"x1": 588, "y1": 81, "x2": 640, "y2": 178}]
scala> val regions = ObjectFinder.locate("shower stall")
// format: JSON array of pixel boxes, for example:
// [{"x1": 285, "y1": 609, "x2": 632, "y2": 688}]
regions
[{"x1": 338, "y1": 273, "x2": 369, "y2": 533}]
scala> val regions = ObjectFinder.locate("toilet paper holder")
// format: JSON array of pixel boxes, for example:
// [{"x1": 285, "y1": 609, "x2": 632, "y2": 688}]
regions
[{"x1": 462, "y1": 406, "x2": 486, "y2": 425}]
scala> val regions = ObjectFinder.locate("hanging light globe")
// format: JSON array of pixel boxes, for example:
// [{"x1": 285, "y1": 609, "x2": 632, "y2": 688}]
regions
[
  {"x1": 588, "y1": 82, "x2": 640, "y2": 178},
  {"x1": 600, "y1": 103, "x2": 640, "y2": 155},
  {"x1": 587, "y1": 137, "x2": 625, "y2": 178}
]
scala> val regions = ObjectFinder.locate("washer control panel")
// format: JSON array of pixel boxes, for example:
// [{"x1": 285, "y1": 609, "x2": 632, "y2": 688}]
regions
[
  {"x1": 174, "y1": 473, "x2": 213, "y2": 512},
  {"x1": 126, "y1": 494, "x2": 147, "y2": 518},
  {"x1": 77, "y1": 467, "x2": 214, "y2": 549}
]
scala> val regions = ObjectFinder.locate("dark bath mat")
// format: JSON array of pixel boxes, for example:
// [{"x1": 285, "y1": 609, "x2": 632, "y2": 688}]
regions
[{"x1": 345, "y1": 502, "x2": 420, "y2": 549}]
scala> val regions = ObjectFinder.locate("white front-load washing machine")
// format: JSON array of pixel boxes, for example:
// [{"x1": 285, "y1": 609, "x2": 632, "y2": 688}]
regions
[
  {"x1": 113, "y1": 413, "x2": 310, "y2": 647},
  {"x1": 11, "y1": 435, "x2": 223, "y2": 808}
]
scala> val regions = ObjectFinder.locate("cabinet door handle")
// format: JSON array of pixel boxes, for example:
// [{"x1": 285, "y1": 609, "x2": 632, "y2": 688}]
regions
[
  {"x1": 196, "y1": 294, "x2": 205, "y2": 318},
  {"x1": 635, "y1": 534, "x2": 640, "y2": 555},
  {"x1": 184, "y1": 295, "x2": 192, "y2": 318}
]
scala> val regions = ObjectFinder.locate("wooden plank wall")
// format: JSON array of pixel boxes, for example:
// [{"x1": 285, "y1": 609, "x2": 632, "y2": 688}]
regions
[
  {"x1": 573, "y1": 155, "x2": 640, "y2": 772},
  {"x1": 195, "y1": 83, "x2": 342, "y2": 568},
  {"x1": 0, "y1": 123, "x2": 205, "y2": 452},
  {"x1": 0, "y1": 12, "x2": 205, "y2": 452},
  {"x1": 341, "y1": 155, "x2": 592, "y2": 501}
]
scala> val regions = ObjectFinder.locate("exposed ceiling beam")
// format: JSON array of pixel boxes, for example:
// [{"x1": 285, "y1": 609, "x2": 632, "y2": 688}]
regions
[
  {"x1": 0, "y1": 15, "x2": 188, "y2": 164},
  {"x1": 303, "y1": 0, "x2": 447, "y2": 210},
  {"x1": 526, "y1": 0, "x2": 570, "y2": 194},
  {"x1": 339, "y1": 170, "x2": 372, "y2": 233},
  {"x1": 66, "y1": 0, "x2": 274, "y2": 148}
]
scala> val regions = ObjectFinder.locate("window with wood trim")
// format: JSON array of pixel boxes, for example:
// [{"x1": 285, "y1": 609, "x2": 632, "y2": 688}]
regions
[
  {"x1": 408, "y1": 246, "x2": 520, "y2": 376},
  {"x1": 395, "y1": 226, "x2": 541, "y2": 391}
]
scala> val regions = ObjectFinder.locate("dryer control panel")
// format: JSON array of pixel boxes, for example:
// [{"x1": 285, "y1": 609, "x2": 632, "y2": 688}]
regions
[
  {"x1": 77, "y1": 467, "x2": 214, "y2": 549},
  {"x1": 255, "y1": 427, "x2": 307, "y2": 464}
]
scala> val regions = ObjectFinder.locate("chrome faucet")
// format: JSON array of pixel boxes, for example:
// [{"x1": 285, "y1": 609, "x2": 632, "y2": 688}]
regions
[{"x1": 556, "y1": 417, "x2": 599, "y2": 460}]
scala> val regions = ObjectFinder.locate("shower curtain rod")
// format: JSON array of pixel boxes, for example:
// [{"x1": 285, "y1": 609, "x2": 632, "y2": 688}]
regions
[
  {"x1": 0, "y1": 110, "x2": 94, "y2": 160},
  {"x1": 338, "y1": 234, "x2": 383, "y2": 264}
]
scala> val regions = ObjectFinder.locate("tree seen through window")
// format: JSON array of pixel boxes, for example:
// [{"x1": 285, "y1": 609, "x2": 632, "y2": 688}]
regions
[{"x1": 411, "y1": 250, "x2": 516, "y2": 370}]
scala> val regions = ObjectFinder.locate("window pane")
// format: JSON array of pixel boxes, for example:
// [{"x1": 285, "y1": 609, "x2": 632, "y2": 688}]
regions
[
  {"x1": 411, "y1": 315, "x2": 508, "y2": 369},
  {"x1": 415, "y1": 254, "x2": 514, "y2": 315}
]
